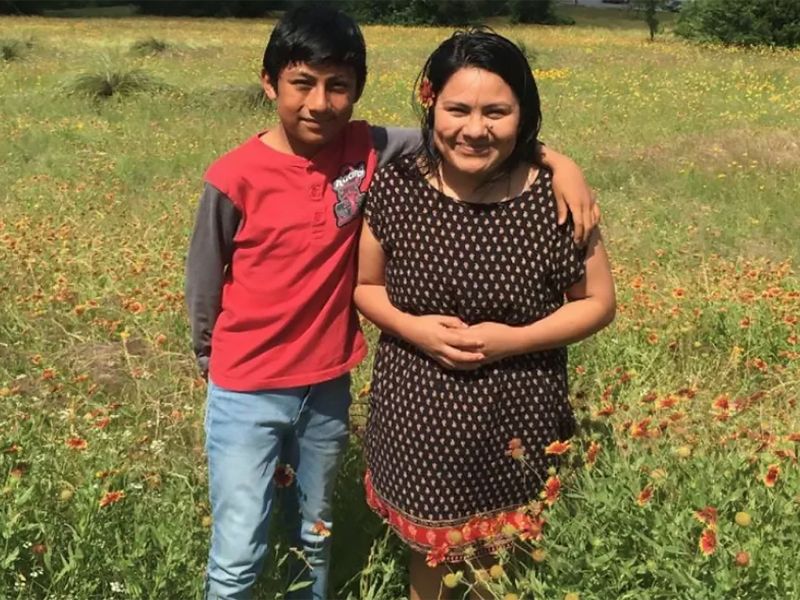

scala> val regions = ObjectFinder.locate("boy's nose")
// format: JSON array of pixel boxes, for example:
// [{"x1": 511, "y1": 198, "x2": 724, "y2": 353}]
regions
[{"x1": 307, "y1": 85, "x2": 330, "y2": 113}]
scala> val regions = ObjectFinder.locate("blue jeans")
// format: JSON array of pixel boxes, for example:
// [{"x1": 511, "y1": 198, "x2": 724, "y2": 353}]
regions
[{"x1": 203, "y1": 375, "x2": 351, "y2": 600}]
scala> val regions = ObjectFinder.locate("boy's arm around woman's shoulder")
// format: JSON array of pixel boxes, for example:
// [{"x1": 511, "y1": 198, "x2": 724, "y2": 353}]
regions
[
  {"x1": 370, "y1": 126, "x2": 422, "y2": 167},
  {"x1": 185, "y1": 183, "x2": 241, "y2": 377}
]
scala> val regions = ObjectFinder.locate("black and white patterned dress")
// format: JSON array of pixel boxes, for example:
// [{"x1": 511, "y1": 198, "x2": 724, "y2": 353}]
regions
[{"x1": 363, "y1": 156, "x2": 586, "y2": 560}]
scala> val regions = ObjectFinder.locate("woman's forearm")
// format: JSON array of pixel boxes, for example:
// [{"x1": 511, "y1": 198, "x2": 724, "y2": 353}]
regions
[
  {"x1": 354, "y1": 284, "x2": 415, "y2": 342},
  {"x1": 512, "y1": 297, "x2": 615, "y2": 354}
]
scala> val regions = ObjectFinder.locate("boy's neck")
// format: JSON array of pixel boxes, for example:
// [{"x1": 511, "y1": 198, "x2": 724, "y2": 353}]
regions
[{"x1": 260, "y1": 126, "x2": 321, "y2": 160}]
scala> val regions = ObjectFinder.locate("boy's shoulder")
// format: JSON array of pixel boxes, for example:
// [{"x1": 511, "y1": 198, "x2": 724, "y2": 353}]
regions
[{"x1": 203, "y1": 134, "x2": 264, "y2": 198}]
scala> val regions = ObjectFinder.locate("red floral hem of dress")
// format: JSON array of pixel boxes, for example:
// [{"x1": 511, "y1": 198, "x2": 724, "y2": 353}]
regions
[{"x1": 364, "y1": 469, "x2": 546, "y2": 564}]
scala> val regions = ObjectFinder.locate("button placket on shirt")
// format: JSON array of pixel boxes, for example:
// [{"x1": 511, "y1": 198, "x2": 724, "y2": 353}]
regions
[{"x1": 308, "y1": 167, "x2": 327, "y2": 238}]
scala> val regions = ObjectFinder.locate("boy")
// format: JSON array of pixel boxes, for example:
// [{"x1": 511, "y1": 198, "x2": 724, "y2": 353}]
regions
[{"x1": 186, "y1": 5, "x2": 598, "y2": 600}]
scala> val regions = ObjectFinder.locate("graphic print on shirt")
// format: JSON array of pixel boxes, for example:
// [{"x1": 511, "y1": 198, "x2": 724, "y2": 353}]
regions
[{"x1": 332, "y1": 162, "x2": 367, "y2": 227}]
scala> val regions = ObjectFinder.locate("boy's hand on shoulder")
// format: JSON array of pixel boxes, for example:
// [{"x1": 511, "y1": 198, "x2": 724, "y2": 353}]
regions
[{"x1": 547, "y1": 154, "x2": 601, "y2": 245}]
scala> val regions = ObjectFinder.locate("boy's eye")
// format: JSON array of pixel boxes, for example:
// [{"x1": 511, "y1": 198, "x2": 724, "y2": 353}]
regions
[
  {"x1": 291, "y1": 80, "x2": 313, "y2": 89},
  {"x1": 328, "y1": 82, "x2": 349, "y2": 93}
]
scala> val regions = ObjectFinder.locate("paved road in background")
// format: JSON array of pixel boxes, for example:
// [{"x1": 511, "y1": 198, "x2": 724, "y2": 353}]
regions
[{"x1": 559, "y1": 0, "x2": 633, "y2": 9}]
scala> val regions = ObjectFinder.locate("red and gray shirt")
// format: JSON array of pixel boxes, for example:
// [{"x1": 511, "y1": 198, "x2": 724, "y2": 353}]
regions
[{"x1": 185, "y1": 121, "x2": 420, "y2": 392}]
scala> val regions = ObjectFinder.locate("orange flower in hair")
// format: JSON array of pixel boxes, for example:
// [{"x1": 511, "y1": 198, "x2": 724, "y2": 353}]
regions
[{"x1": 418, "y1": 78, "x2": 435, "y2": 108}]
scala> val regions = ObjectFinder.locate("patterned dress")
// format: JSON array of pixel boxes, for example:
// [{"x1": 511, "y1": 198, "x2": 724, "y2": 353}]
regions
[{"x1": 363, "y1": 156, "x2": 586, "y2": 561}]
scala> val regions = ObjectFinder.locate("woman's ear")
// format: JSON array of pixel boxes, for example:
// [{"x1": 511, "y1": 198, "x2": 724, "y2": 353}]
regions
[{"x1": 261, "y1": 69, "x2": 278, "y2": 101}]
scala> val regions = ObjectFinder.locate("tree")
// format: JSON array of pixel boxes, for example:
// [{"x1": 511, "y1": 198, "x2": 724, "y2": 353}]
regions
[
  {"x1": 632, "y1": 0, "x2": 668, "y2": 41},
  {"x1": 675, "y1": 0, "x2": 800, "y2": 49},
  {"x1": 508, "y1": 0, "x2": 560, "y2": 25}
]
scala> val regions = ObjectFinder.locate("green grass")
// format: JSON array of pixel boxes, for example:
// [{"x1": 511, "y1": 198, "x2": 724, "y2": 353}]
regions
[{"x1": 1, "y1": 8, "x2": 799, "y2": 600}]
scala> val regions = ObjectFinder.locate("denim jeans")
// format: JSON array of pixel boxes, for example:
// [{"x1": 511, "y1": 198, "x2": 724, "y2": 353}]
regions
[{"x1": 203, "y1": 374, "x2": 351, "y2": 600}]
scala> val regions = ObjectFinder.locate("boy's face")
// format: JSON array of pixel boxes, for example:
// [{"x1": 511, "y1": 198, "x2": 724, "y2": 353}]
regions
[{"x1": 262, "y1": 62, "x2": 358, "y2": 154}]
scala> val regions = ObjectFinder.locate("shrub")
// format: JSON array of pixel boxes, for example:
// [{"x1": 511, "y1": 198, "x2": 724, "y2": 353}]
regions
[
  {"x1": 130, "y1": 37, "x2": 171, "y2": 56},
  {"x1": 1, "y1": 38, "x2": 33, "y2": 62},
  {"x1": 65, "y1": 67, "x2": 168, "y2": 101},
  {"x1": 676, "y1": 0, "x2": 800, "y2": 48},
  {"x1": 508, "y1": 0, "x2": 574, "y2": 25},
  {"x1": 211, "y1": 83, "x2": 275, "y2": 112}
]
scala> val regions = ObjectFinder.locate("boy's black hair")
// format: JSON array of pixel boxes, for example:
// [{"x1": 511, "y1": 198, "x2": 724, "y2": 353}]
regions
[
  {"x1": 412, "y1": 28, "x2": 543, "y2": 182},
  {"x1": 263, "y1": 3, "x2": 368, "y2": 100}
]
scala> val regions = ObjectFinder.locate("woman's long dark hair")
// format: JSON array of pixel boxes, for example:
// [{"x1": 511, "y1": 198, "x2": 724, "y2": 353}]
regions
[{"x1": 410, "y1": 28, "x2": 544, "y2": 184}]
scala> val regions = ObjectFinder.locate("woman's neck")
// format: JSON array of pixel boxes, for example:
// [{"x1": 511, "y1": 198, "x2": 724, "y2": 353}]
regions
[{"x1": 437, "y1": 162, "x2": 497, "y2": 202}]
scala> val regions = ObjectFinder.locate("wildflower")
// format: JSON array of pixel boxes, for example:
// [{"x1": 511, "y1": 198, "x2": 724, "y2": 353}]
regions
[
  {"x1": 489, "y1": 564, "x2": 505, "y2": 580},
  {"x1": 631, "y1": 418, "x2": 652, "y2": 439},
  {"x1": 59, "y1": 488, "x2": 73, "y2": 501},
  {"x1": 595, "y1": 405, "x2": 614, "y2": 417},
  {"x1": 425, "y1": 544, "x2": 449, "y2": 568},
  {"x1": 418, "y1": 78, "x2": 435, "y2": 108},
  {"x1": 310, "y1": 521, "x2": 331, "y2": 538},
  {"x1": 694, "y1": 506, "x2": 718, "y2": 529},
  {"x1": 94, "y1": 417, "x2": 110, "y2": 429},
  {"x1": 735, "y1": 551, "x2": 750, "y2": 567},
  {"x1": 656, "y1": 396, "x2": 678, "y2": 410},
  {"x1": 542, "y1": 475, "x2": 561, "y2": 505},
  {"x1": 586, "y1": 440, "x2": 600, "y2": 465},
  {"x1": 10, "y1": 463, "x2": 25, "y2": 478},
  {"x1": 636, "y1": 487, "x2": 654, "y2": 506},
  {"x1": 99, "y1": 490, "x2": 125, "y2": 508},
  {"x1": 735, "y1": 511, "x2": 752, "y2": 527},
  {"x1": 201, "y1": 515, "x2": 212, "y2": 528},
  {"x1": 699, "y1": 529, "x2": 717, "y2": 556},
  {"x1": 507, "y1": 438, "x2": 526, "y2": 460},
  {"x1": 672, "y1": 287, "x2": 686, "y2": 299},
  {"x1": 641, "y1": 391, "x2": 658, "y2": 404},
  {"x1": 532, "y1": 548, "x2": 547, "y2": 562},
  {"x1": 30, "y1": 543, "x2": 46, "y2": 556},
  {"x1": 650, "y1": 468, "x2": 667, "y2": 481},
  {"x1": 740, "y1": 317, "x2": 751, "y2": 328},
  {"x1": 647, "y1": 332, "x2": 659, "y2": 345},
  {"x1": 504, "y1": 595, "x2": 520, "y2": 600},
  {"x1": 442, "y1": 572, "x2": 462, "y2": 588},
  {"x1": 676, "y1": 446, "x2": 692, "y2": 458},
  {"x1": 66, "y1": 437, "x2": 88, "y2": 450},
  {"x1": 565, "y1": 593, "x2": 581, "y2": 600},
  {"x1": 712, "y1": 395, "x2": 730, "y2": 411},
  {"x1": 544, "y1": 440, "x2": 571, "y2": 455},
  {"x1": 787, "y1": 433, "x2": 800, "y2": 442},
  {"x1": 95, "y1": 469, "x2": 120, "y2": 479},
  {"x1": 274, "y1": 464, "x2": 295, "y2": 488},
  {"x1": 763, "y1": 464, "x2": 780, "y2": 488}
]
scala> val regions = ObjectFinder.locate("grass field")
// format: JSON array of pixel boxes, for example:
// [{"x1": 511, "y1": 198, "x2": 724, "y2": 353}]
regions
[{"x1": 1, "y1": 8, "x2": 800, "y2": 600}]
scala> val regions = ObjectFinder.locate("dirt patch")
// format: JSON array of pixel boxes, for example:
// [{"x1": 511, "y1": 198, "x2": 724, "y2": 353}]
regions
[
  {"x1": 68, "y1": 338, "x2": 150, "y2": 392},
  {"x1": 634, "y1": 128, "x2": 800, "y2": 172}
]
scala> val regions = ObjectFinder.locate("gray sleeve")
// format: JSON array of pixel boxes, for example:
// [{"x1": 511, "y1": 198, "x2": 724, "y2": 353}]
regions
[
  {"x1": 370, "y1": 126, "x2": 423, "y2": 168},
  {"x1": 185, "y1": 183, "x2": 241, "y2": 375}
]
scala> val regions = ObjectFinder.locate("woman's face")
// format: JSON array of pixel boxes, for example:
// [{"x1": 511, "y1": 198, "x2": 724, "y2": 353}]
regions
[{"x1": 432, "y1": 67, "x2": 520, "y2": 180}]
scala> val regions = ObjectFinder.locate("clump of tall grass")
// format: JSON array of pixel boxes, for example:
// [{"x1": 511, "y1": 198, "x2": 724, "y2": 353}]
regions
[
  {"x1": 211, "y1": 83, "x2": 274, "y2": 112},
  {"x1": 1, "y1": 38, "x2": 33, "y2": 62},
  {"x1": 65, "y1": 66, "x2": 169, "y2": 100},
  {"x1": 516, "y1": 38, "x2": 538, "y2": 63},
  {"x1": 130, "y1": 37, "x2": 172, "y2": 56}
]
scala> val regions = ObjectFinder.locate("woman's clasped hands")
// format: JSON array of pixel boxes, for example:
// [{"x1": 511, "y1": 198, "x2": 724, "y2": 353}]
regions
[{"x1": 404, "y1": 315, "x2": 521, "y2": 370}]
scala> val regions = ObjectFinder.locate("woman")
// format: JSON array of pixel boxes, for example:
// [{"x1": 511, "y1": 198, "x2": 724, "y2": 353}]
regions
[{"x1": 354, "y1": 29, "x2": 616, "y2": 600}]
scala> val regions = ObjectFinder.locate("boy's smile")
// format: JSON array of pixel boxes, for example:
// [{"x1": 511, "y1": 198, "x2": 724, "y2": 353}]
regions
[{"x1": 262, "y1": 62, "x2": 358, "y2": 158}]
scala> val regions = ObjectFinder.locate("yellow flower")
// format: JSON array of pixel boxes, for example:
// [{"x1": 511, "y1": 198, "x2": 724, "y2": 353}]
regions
[
  {"x1": 735, "y1": 511, "x2": 752, "y2": 527},
  {"x1": 489, "y1": 564, "x2": 505, "y2": 580},
  {"x1": 442, "y1": 572, "x2": 462, "y2": 588}
]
